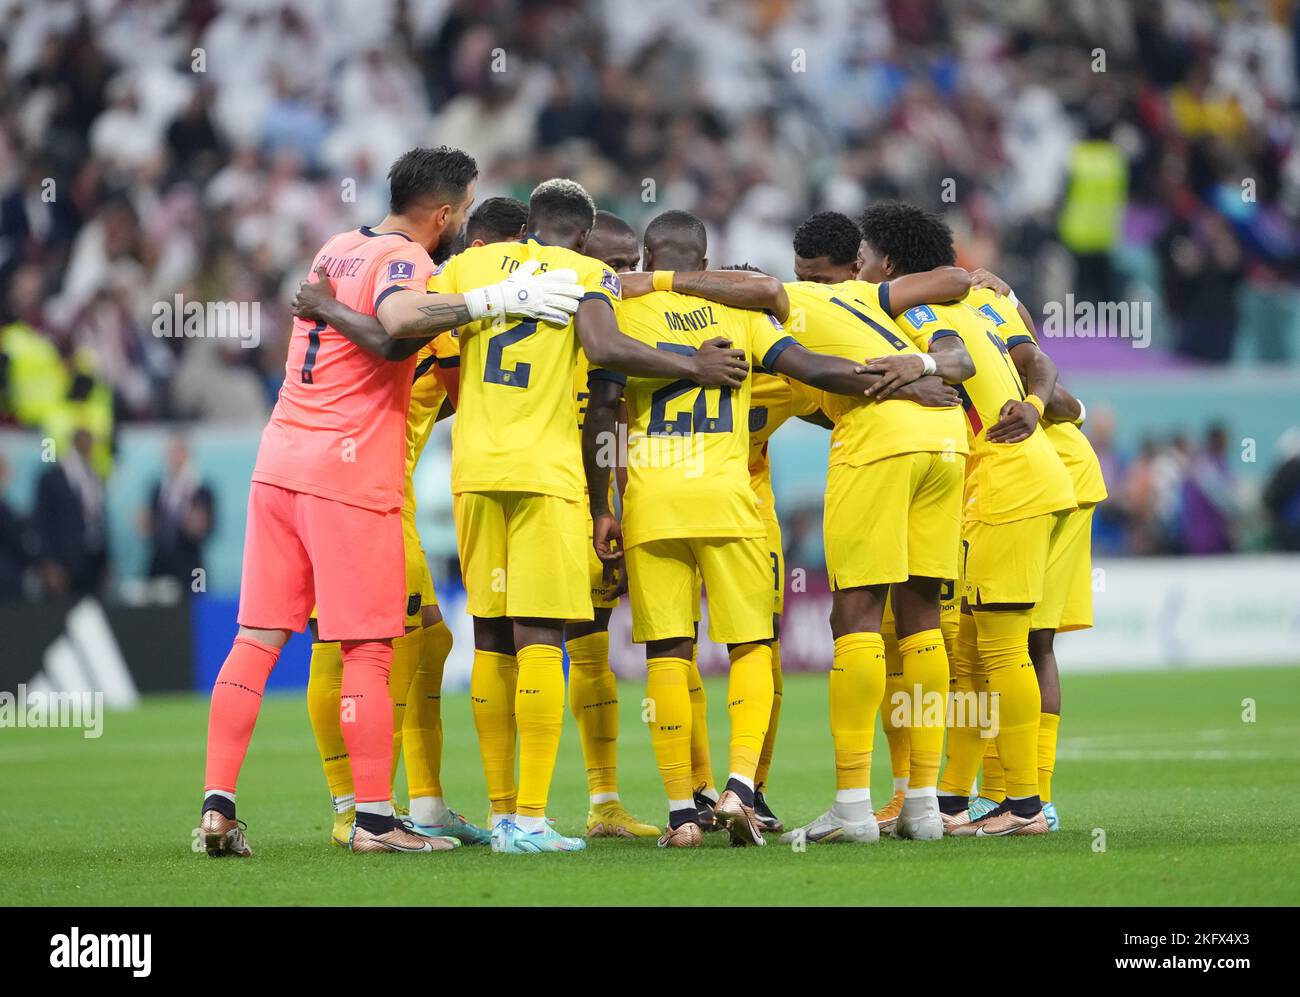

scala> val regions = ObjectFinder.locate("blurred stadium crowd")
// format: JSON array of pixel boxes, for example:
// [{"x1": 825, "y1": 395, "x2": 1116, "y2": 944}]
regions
[{"x1": 2, "y1": 0, "x2": 1300, "y2": 601}]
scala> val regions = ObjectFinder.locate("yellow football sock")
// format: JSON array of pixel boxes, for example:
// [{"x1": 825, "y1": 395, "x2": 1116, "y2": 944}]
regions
[
  {"x1": 882, "y1": 631, "x2": 909, "y2": 787},
  {"x1": 470, "y1": 649, "x2": 518, "y2": 816},
  {"x1": 566, "y1": 631, "x2": 619, "y2": 799},
  {"x1": 754, "y1": 639, "x2": 783, "y2": 791},
  {"x1": 976, "y1": 609, "x2": 1041, "y2": 799},
  {"x1": 387, "y1": 628, "x2": 421, "y2": 783},
  {"x1": 404, "y1": 619, "x2": 452, "y2": 800},
  {"x1": 981, "y1": 739, "x2": 1007, "y2": 802},
  {"x1": 899, "y1": 628, "x2": 948, "y2": 791},
  {"x1": 515, "y1": 643, "x2": 566, "y2": 819},
  {"x1": 726, "y1": 643, "x2": 774, "y2": 783},
  {"x1": 1039, "y1": 711, "x2": 1060, "y2": 802},
  {"x1": 829, "y1": 631, "x2": 886, "y2": 792},
  {"x1": 687, "y1": 646, "x2": 714, "y2": 794},
  {"x1": 938, "y1": 613, "x2": 987, "y2": 798},
  {"x1": 941, "y1": 617, "x2": 960, "y2": 665},
  {"x1": 307, "y1": 640, "x2": 352, "y2": 800},
  {"x1": 646, "y1": 657, "x2": 693, "y2": 802}
]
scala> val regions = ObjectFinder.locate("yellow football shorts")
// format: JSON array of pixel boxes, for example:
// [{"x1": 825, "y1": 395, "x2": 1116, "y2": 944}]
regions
[
  {"x1": 585, "y1": 511, "x2": 622, "y2": 611},
  {"x1": 1030, "y1": 504, "x2": 1096, "y2": 632},
  {"x1": 625, "y1": 535, "x2": 774, "y2": 645},
  {"x1": 764, "y1": 514, "x2": 785, "y2": 616},
  {"x1": 453, "y1": 490, "x2": 593, "y2": 622},
  {"x1": 401, "y1": 504, "x2": 438, "y2": 628},
  {"x1": 824, "y1": 451, "x2": 964, "y2": 590},
  {"x1": 962, "y1": 509, "x2": 1070, "y2": 607}
]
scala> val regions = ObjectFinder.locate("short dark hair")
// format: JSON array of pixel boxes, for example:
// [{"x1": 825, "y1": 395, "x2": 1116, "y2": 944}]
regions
[
  {"x1": 527, "y1": 178, "x2": 596, "y2": 236},
  {"x1": 858, "y1": 201, "x2": 955, "y2": 273},
  {"x1": 388, "y1": 146, "x2": 478, "y2": 213},
  {"x1": 592, "y1": 209, "x2": 636, "y2": 240},
  {"x1": 466, "y1": 196, "x2": 528, "y2": 243},
  {"x1": 793, "y1": 211, "x2": 861, "y2": 265},
  {"x1": 644, "y1": 209, "x2": 707, "y2": 257}
]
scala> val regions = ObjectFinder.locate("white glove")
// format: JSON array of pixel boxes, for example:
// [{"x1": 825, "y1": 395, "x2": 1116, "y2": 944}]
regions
[{"x1": 463, "y1": 259, "x2": 586, "y2": 326}]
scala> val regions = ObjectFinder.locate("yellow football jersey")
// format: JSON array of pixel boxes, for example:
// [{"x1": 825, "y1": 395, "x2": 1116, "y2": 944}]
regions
[
  {"x1": 427, "y1": 237, "x2": 621, "y2": 499},
  {"x1": 966, "y1": 288, "x2": 1108, "y2": 506},
  {"x1": 889, "y1": 292, "x2": 1075, "y2": 525},
  {"x1": 784, "y1": 281, "x2": 968, "y2": 468},
  {"x1": 747, "y1": 371, "x2": 821, "y2": 523},
  {"x1": 402, "y1": 329, "x2": 460, "y2": 513},
  {"x1": 573, "y1": 346, "x2": 618, "y2": 512},
  {"x1": 606, "y1": 290, "x2": 794, "y2": 548}
]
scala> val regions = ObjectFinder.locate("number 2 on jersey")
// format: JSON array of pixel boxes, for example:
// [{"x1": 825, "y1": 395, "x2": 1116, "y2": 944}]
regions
[{"x1": 484, "y1": 319, "x2": 536, "y2": 388}]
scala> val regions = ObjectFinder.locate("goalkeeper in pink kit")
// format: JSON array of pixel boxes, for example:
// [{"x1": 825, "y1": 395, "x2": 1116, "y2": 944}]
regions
[{"x1": 198, "y1": 147, "x2": 586, "y2": 855}]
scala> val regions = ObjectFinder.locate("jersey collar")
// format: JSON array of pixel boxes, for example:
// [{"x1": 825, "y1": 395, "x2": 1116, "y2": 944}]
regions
[{"x1": 359, "y1": 225, "x2": 414, "y2": 242}]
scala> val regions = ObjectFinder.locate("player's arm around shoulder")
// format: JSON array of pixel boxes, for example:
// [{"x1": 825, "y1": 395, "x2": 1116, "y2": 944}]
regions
[
  {"x1": 646, "y1": 269, "x2": 790, "y2": 323},
  {"x1": 433, "y1": 331, "x2": 461, "y2": 410},
  {"x1": 381, "y1": 255, "x2": 587, "y2": 337},
  {"x1": 291, "y1": 265, "x2": 432, "y2": 361},
  {"x1": 575, "y1": 290, "x2": 748, "y2": 387},
  {"x1": 878, "y1": 267, "x2": 972, "y2": 316},
  {"x1": 762, "y1": 311, "x2": 958, "y2": 406},
  {"x1": 581, "y1": 370, "x2": 625, "y2": 562},
  {"x1": 1005, "y1": 323, "x2": 1080, "y2": 425}
]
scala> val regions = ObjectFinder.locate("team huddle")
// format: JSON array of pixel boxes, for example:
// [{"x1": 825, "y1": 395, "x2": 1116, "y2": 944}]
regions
[{"x1": 197, "y1": 144, "x2": 1105, "y2": 855}]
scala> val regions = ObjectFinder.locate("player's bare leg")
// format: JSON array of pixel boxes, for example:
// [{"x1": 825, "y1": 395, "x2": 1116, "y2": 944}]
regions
[
  {"x1": 567, "y1": 609, "x2": 660, "y2": 839},
  {"x1": 200, "y1": 625, "x2": 291, "y2": 857}
]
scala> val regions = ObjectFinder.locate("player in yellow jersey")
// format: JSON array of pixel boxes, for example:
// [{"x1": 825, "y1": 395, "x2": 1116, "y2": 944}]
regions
[
  {"x1": 856, "y1": 201, "x2": 1077, "y2": 836},
  {"x1": 789, "y1": 210, "x2": 964, "y2": 833},
  {"x1": 742, "y1": 336, "x2": 828, "y2": 835},
  {"x1": 584, "y1": 209, "x2": 960, "y2": 848},
  {"x1": 620, "y1": 258, "x2": 838, "y2": 835},
  {"x1": 722, "y1": 262, "x2": 832, "y2": 835},
  {"x1": 292, "y1": 197, "x2": 532, "y2": 848},
  {"x1": 563, "y1": 210, "x2": 661, "y2": 839},
  {"x1": 958, "y1": 277, "x2": 1108, "y2": 832},
  {"x1": 428, "y1": 182, "x2": 749, "y2": 854},
  {"x1": 769, "y1": 269, "x2": 972, "y2": 845}
]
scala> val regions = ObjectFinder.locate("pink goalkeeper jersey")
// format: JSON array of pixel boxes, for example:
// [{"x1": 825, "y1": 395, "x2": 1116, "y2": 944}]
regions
[{"x1": 251, "y1": 226, "x2": 435, "y2": 512}]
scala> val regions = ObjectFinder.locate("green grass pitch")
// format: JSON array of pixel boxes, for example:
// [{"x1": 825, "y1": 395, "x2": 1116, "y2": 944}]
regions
[{"x1": 3, "y1": 665, "x2": 1298, "y2": 906}]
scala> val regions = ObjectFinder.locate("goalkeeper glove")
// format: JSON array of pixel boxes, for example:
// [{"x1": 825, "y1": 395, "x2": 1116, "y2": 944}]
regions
[{"x1": 463, "y1": 259, "x2": 586, "y2": 326}]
